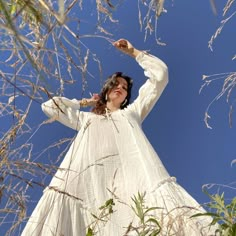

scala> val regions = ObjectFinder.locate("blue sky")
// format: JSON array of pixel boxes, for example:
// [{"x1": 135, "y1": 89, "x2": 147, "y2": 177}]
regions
[
  {"x1": 1, "y1": 0, "x2": 236, "y2": 235},
  {"x1": 75, "y1": 1, "x2": 236, "y2": 203}
]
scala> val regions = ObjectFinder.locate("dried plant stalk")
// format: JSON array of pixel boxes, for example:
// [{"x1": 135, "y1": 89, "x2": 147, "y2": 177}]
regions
[{"x1": 0, "y1": 0, "x2": 168, "y2": 234}]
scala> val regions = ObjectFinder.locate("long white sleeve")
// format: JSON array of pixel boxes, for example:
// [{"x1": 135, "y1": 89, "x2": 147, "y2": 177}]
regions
[
  {"x1": 41, "y1": 97, "x2": 85, "y2": 131},
  {"x1": 127, "y1": 52, "x2": 168, "y2": 122}
]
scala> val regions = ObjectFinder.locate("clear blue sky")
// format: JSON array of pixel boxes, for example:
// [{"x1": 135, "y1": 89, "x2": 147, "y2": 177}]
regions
[{"x1": 1, "y1": 1, "x2": 236, "y2": 235}]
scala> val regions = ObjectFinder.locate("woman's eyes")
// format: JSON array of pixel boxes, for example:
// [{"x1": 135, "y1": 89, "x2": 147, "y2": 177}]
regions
[{"x1": 114, "y1": 82, "x2": 127, "y2": 91}]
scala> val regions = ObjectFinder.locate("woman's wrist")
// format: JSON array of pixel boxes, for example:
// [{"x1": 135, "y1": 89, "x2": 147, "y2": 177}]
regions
[
  {"x1": 80, "y1": 98, "x2": 88, "y2": 107},
  {"x1": 134, "y1": 49, "x2": 142, "y2": 58},
  {"x1": 129, "y1": 48, "x2": 142, "y2": 58},
  {"x1": 79, "y1": 98, "x2": 97, "y2": 107}
]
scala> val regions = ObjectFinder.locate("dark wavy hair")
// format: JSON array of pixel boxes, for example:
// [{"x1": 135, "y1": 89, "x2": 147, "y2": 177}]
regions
[{"x1": 92, "y1": 72, "x2": 133, "y2": 115}]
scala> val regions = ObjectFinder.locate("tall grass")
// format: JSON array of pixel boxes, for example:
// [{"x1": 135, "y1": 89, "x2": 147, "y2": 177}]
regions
[
  {"x1": 0, "y1": 0, "x2": 167, "y2": 234},
  {"x1": 1, "y1": 0, "x2": 235, "y2": 234},
  {"x1": 201, "y1": 0, "x2": 236, "y2": 129}
]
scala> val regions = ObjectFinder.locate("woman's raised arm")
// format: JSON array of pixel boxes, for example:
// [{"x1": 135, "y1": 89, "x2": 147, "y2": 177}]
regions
[
  {"x1": 133, "y1": 52, "x2": 168, "y2": 122},
  {"x1": 113, "y1": 38, "x2": 168, "y2": 122}
]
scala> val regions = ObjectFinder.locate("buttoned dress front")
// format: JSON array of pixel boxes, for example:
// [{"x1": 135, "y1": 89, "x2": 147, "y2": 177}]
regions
[{"x1": 21, "y1": 53, "x2": 216, "y2": 236}]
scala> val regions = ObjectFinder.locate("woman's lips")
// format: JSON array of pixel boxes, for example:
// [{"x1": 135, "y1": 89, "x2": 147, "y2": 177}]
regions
[{"x1": 114, "y1": 90, "x2": 122, "y2": 95}]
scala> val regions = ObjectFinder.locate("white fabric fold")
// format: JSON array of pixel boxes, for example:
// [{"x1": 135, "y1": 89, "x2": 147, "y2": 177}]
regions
[{"x1": 22, "y1": 53, "x2": 217, "y2": 236}]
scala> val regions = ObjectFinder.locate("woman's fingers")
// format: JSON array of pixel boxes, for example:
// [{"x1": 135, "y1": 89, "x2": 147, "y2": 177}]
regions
[
  {"x1": 113, "y1": 39, "x2": 134, "y2": 55},
  {"x1": 113, "y1": 38, "x2": 140, "y2": 58},
  {"x1": 118, "y1": 39, "x2": 128, "y2": 48},
  {"x1": 113, "y1": 39, "x2": 128, "y2": 48},
  {"x1": 92, "y1": 94, "x2": 100, "y2": 101}
]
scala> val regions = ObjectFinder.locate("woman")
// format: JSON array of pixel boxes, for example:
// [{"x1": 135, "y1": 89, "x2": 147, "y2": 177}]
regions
[{"x1": 22, "y1": 39, "x2": 215, "y2": 235}]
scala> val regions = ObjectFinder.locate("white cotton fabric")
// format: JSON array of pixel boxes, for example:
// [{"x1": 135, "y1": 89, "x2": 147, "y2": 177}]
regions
[{"x1": 22, "y1": 53, "x2": 216, "y2": 236}]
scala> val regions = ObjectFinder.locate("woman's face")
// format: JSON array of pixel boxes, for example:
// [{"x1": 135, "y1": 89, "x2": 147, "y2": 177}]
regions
[{"x1": 107, "y1": 77, "x2": 128, "y2": 106}]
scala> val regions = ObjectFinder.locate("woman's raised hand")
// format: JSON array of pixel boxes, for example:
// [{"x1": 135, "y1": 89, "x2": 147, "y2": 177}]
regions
[
  {"x1": 113, "y1": 39, "x2": 141, "y2": 58},
  {"x1": 87, "y1": 94, "x2": 100, "y2": 106}
]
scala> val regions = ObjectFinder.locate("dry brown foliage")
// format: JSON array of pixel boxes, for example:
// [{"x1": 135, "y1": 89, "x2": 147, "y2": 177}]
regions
[
  {"x1": 201, "y1": 1, "x2": 236, "y2": 129},
  {"x1": 0, "y1": 0, "x2": 167, "y2": 234}
]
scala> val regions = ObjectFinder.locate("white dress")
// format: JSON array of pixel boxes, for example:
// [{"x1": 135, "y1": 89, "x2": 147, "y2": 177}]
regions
[{"x1": 22, "y1": 53, "x2": 216, "y2": 236}]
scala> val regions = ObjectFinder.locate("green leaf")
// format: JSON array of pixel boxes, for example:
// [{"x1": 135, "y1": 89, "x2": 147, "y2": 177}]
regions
[
  {"x1": 144, "y1": 207, "x2": 162, "y2": 215},
  {"x1": 149, "y1": 228, "x2": 162, "y2": 236},
  {"x1": 99, "y1": 199, "x2": 114, "y2": 210},
  {"x1": 91, "y1": 213, "x2": 99, "y2": 220},
  {"x1": 191, "y1": 212, "x2": 220, "y2": 218},
  {"x1": 131, "y1": 205, "x2": 139, "y2": 217},
  {"x1": 10, "y1": 4, "x2": 17, "y2": 15},
  {"x1": 231, "y1": 223, "x2": 236, "y2": 235},
  {"x1": 86, "y1": 227, "x2": 94, "y2": 236},
  {"x1": 210, "y1": 217, "x2": 223, "y2": 226},
  {"x1": 146, "y1": 218, "x2": 161, "y2": 228},
  {"x1": 105, "y1": 198, "x2": 114, "y2": 206},
  {"x1": 132, "y1": 194, "x2": 144, "y2": 222},
  {"x1": 139, "y1": 228, "x2": 150, "y2": 236}
]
